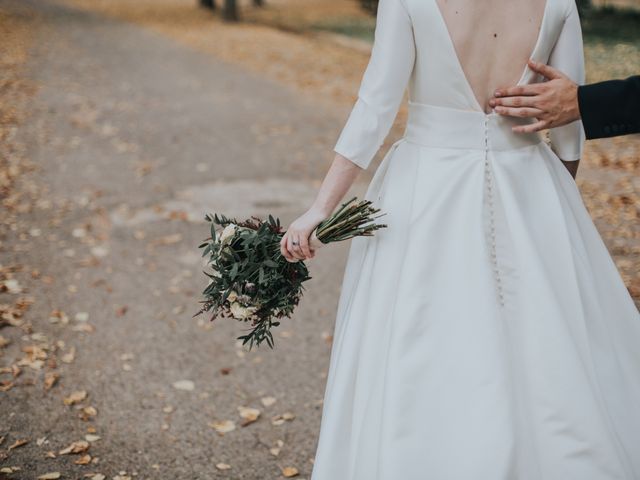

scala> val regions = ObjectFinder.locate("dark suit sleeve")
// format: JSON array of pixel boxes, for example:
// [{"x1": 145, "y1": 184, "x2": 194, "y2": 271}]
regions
[{"x1": 577, "y1": 76, "x2": 640, "y2": 139}]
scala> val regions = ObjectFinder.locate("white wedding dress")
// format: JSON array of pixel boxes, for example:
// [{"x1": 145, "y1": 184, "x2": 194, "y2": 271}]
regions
[{"x1": 310, "y1": 0, "x2": 640, "y2": 478}]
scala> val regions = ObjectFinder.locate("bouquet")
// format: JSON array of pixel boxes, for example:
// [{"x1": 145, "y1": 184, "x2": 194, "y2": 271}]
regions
[{"x1": 193, "y1": 196, "x2": 386, "y2": 349}]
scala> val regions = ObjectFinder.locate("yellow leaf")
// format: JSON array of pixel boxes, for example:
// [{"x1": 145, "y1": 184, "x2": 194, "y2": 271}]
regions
[
  {"x1": 37, "y1": 473, "x2": 61, "y2": 480},
  {"x1": 59, "y1": 440, "x2": 89, "y2": 455},
  {"x1": 44, "y1": 372, "x2": 60, "y2": 391},
  {"x1": 8, "y1": 439, "x2": 28, "y2": 450},
  {"x1": 63, "y1": 390, "x2": 87, "y2": 406},
  {"x1": 282, "y1": 466, "x2": 299, "y2": 477},
  {"x1": 208, "y1": 419, "x2": 236, "y2": 435},
  {"x1": 74, "y1": 454, "x2": 92, "y2": 465},
  {"x1": 237, "y1": 406, "x2": 261, "y2": 426}
]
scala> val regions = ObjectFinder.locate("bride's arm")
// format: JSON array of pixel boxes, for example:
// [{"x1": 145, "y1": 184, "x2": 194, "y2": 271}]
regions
[
  {"x1": 280, "y1": 0, "x2": 416, "y2": 262},
  {"x1": 546, "y1": 0, "x2": 586, "y2": 177}
]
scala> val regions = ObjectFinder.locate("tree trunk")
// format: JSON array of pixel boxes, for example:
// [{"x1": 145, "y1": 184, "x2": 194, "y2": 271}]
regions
[
  {"x1": 222, "y1": 0, "x2": 239, "y2": 21},
  {"x1": 199, "y1": 0, "x2": 215, "y2": 10}
]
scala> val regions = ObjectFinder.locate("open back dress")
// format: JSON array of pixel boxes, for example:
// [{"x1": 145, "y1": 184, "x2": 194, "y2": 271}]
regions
[{"x1": 310, "y1": 0, "x2": 640, "y2": 478}]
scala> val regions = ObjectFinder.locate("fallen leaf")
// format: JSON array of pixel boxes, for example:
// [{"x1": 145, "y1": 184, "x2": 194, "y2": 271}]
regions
[
  {"x1": 75, "y1": 454, "x2": 92, "y2": 465},
  {"x1": 115, "y1": 305, "x2": 128, "y2": 317},
  {"x1": 172, "y1": 380, "x2": 194, "y2": 391},
  {"x1": 59, "y1": 440, "x2": 90, "y2": 455},
  {"x1": 37, "y1": 473, "x2": 61, "y2": 480},
  {"x1": 282, "y1": 466, "x2": 299, "y2": 477},
  {"x1": 261, "y1": 396, "x2": 277, "y2": 407},
  {"x1": 8, "y1": 438, "x2": 28, "y2": 450},
  {"x1": 61, "y1": 347, "x2": 76, "y2": 364},
  {"x1": 64, "y1": 390, "x2": 88, "y2": 405},
  {"x1": 152, "y1": 233, "x2": 182, "y2": 246},
  {"x1": 85, "y1": 434, "x2": 101, "y2": 443},
  {"x1": 237, "y1": 406, "x2": 261, "y2": 426},
  {"x1": 215, "y1": 463, "x2": 231, "y2": 470},
  {"x1": 2, "y1": 279, "x2": 23, "y2": 294},
  {"x1": 270, "y1": 446, "x2": 281, "y2": 456},
  {"x1": 1, "y1": 380, "x2": 15, "y2": 392},
  {"x1": 271, "y1": 412, "x2": 296, "y2": 426},
  {"x1": 44, "y1": 372, "x2": 60, "y2": 391},
  {"x1": 209, "y1": 420, "x2": 236, "y2": 435},
  {"x1": 79, "y1": 406, "x2": 98, "y2": 421},
  {"x1": 71, "y1": 323, "x2": 94, "y2": 333},
  {"x1": 49, "y1": 309, "x2": 69, "y2": 324},
  {"x1": 0, "y1": 335, "x2": 10, "y2": 348}
]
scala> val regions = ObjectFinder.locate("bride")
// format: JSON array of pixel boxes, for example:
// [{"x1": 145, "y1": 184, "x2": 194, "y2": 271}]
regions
[{"x1": 280, "y1": 0, "x2": 640, "y2": 478}]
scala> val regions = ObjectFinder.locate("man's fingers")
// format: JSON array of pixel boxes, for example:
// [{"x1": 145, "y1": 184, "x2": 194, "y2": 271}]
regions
[
  {"x1": 512, "y1": 120, "x2": 547, "y2": 133},
  {"x1": 527, "y1": 59, "x2": 564, "y2": 81},
  {"x1": 494, "y1": 106, "x2": 543, "y2": 119},
  {"x1": 491, "y1": 96, "x2": 540, "y2": 108},
  {"x1": 494, "y1": 83, "x2": 543, "y2": 98}
]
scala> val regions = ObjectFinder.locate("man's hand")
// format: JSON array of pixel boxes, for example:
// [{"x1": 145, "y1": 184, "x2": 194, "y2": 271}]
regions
[{"x1": 490, "y1": 59, "x2": 580, "y2": 133}]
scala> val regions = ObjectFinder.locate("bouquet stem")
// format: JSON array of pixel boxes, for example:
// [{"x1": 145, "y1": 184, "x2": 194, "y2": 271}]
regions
[{"x1": 308, "y1": 196, "x2": 386, "y2": 250}]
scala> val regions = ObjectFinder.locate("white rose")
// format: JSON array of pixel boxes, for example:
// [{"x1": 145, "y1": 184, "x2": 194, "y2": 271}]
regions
[
  {"x1": 229, "y1": 301, "x2": 258, "y2": 320},
  {"x1": 227, "y1": 290, "x2": 238, "y2": 302},
  {"x1": 219, "y1": 224, "x2": 238, "y2": 245}
]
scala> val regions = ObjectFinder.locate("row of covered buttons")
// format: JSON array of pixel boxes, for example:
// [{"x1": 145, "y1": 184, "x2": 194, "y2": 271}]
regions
[{"x1": 484, "y1": 116, "x2": 505, "y2": 307}]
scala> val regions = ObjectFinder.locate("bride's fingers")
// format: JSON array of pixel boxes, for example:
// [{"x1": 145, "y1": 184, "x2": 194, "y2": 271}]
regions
[
  {"x1": 299, "y1": 233, "x2": 313, "y2": 259},
  {"x1": 281, "y1": 233, "x2": 297, "y2": 262},
  {"x1": 292, "y1": 236, "x2": 308, "y2": 260},
  {"x1": 287, "y1": 235, "x2": 305, "y2": 261},
  {"x1": 280, "y1": 233, "x2": 291, "y2": 259}
]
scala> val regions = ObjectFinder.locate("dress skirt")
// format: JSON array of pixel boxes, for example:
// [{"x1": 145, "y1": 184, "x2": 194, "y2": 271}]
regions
[{"x1": 310, "y1": 102, "x2": 640, "y2": 480}]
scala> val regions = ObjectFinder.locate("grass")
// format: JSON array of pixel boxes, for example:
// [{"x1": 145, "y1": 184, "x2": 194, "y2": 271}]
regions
[
  {"x1": 310, "y1": 16, "x2": 375, "y2": 42},
  {"x1": 581, "y1": 6, "x2": 640, "y2": 45}
]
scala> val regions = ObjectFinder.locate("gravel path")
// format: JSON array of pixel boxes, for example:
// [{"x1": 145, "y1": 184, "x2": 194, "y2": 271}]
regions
[
  {"x1": 0, "y1": 1, "x2": 368, "y2": 478},
  {"x1": 1, "y1": 1, "x2": 638, "y2": 479}
]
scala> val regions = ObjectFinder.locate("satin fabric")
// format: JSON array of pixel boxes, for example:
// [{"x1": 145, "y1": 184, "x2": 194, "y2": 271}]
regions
[{"x1": 311, "y1": 0, "x2": 640, "y2": 478}]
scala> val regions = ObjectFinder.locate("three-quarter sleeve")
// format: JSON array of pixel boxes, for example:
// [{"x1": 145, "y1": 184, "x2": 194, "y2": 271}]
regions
[
  {"x1": 546, "y1": 0, "x2": 586, "y2": 161},
  {"x1": 333, "y1": 0, "x2": 416, "y2": 170}
]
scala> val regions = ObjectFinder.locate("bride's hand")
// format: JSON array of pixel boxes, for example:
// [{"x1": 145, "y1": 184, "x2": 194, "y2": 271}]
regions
[{"x1": 280, "y1": 207, "x2": 328, "y2": 262}]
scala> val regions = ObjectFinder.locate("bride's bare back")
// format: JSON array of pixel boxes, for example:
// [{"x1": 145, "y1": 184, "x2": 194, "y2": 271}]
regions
[{"x1": 436, "y1": 0, "x2": 547, "y2": 112}]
